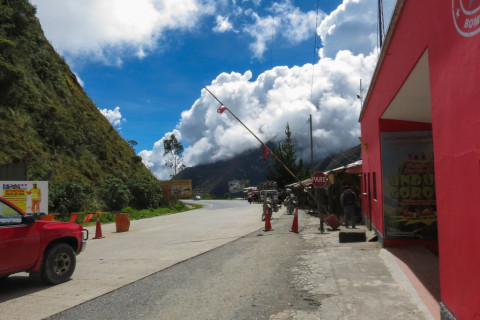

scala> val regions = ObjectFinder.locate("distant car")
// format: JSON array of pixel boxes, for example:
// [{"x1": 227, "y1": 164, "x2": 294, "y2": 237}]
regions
[
  {"x1": 194, "y1": 195, "x2": 201, "y2": 200},
  {"x1": 0, "y1": 196, "x2": 88, "y2": 284},
  {"x1": 260, "y1": 189, "x2": 279, "y2": 202}
]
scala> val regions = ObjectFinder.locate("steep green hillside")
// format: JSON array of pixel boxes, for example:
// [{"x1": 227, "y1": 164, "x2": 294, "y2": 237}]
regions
[{"x1": 0, "y1": 1, "x2": 161, "y2": 211}]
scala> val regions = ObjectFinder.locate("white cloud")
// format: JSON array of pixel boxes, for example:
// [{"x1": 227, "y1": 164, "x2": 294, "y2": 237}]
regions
[
  {"x1": 243, "y1": 1, "x2": 320, "y2": 60},
  {"x1": 141, "y1": 49, "x2": 377, "y2": 178},
  {"x1": 99, "y1": 106, "x2": 125, "y2": 129},
  {"x1": 317, "y1": 0, "x2": 396, "y2": 59},
  {"x1": 181, "y1": 49, "x2": 376, "y2": 166},
  {"x1": 140, "y1": 0, "x2": 396, "y2": 179},
  {"x1": 31, "y1": 0, "x2": 213, "y2": 64},
  {"x1": 30, "y1": 0, "x2": 397, "y2": 179},
  {"x1": 213, "y1": 15, "x2": 236, "y2": 33}
]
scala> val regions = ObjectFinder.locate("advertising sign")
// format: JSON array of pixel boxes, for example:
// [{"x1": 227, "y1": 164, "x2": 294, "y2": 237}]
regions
[
  {"x1": 1, "y1": 181, "x2": 49, "y2": 214},
  {"x1": 381, "y1": 131, "x2": 437, "y2": 240},
  {"x1": 452, "y1": 0, "x2": 480, "y2": 37},
  {"x1": 160, "y1": 180, "x2": 192, "y2": 198},
  {"x1": 228, "y1": 180, "x2": 249, "y2": 194}
]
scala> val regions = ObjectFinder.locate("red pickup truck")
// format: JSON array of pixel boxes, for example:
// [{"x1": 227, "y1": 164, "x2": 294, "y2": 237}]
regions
[{"x1": 0, "y1": 196, "x2": 88, "y2": 284}]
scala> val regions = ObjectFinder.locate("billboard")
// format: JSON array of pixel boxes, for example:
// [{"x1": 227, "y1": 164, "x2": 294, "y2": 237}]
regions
[
  {"x1": 381, "y1": 131, "x2": 437, "y2": 240},
  {"x1": 1, "y1": 181, "x2": 49, "y2": 214},
  {"x1": 161, "y1": 180, "x2": 192, "y2": 198},
  {"x1": 228, "y1": 180, "x2": 249, "y2": 193}
]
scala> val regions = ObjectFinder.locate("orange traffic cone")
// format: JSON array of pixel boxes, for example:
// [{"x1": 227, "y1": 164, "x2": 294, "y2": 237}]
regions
[
  {"x1": 264, "y1": 212, "x2": 274, "y2": 232},
  {"x1": 290, "y1": 207, "x2": 299, "y2": 233},
  {"x1": 93, "y1": 212, "x2": 104, "y2": 239}
]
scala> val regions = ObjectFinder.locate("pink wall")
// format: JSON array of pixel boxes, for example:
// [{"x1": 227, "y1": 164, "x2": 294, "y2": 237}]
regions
[{"x1": 360, "y1": 1, "x2": 480, "y2": 318}]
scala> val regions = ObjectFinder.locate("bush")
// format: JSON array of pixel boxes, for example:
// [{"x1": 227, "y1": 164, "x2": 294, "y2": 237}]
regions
[
  {"x1": 100, "y1": 176, "x2": 132, "y2": 211},
  {"x1": 128, "y1": 179, "x2": 163, "y2": 209},
  {"x1": 49, "y1": 181, "x2": 95, "y2": 214}
]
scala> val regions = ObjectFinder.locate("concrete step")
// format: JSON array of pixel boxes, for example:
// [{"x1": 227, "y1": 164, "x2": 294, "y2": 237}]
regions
[{"x1": 339, "y1": 228, "x2": 367, "y2": 243}]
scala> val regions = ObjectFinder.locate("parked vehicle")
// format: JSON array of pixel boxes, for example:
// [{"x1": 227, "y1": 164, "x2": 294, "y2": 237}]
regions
[
  {"x1": 261, "y1": 197, "x2": 273, "y2": 221},
  {"x1": 260, "y1": 190, "x2": 281, "y2": 221},
  {"x1": 284, "y1": 195, "x2": 298, "y2": 215},
  {"x1": 0, "y1": 197, "x2": 88, "y2": 285}
]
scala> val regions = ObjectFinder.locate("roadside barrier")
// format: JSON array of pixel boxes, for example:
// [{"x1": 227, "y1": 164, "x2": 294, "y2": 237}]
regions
[
  {"x1": 69, "y1": 213, "x2": 79, "y2": 224},
  {"x1": 263, "y1": 212, "x2": 273, "y2": 232},
  {"x1": 289, "y1": 207, "x2": 299, "y2": 233},
  {"x1": 93, "y1": 212, "x2": 105, "y2": 239},
  {"x1": 83, "y1": 213, "x2": 94, "y2": 223}
]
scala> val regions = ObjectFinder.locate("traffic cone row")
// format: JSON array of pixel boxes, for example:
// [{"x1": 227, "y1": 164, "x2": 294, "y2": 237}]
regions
[
  {"x1": 93, "y1": 212, "x2": 104, "y2": 239},
  {"x1": 289, "y1": 207, "x2": 299, "y2": 233}
]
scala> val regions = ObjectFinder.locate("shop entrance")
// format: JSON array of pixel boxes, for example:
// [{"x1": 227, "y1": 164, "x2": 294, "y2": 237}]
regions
[{"x1": 379, "y1": 50, "x2": 438, "y2": 248}]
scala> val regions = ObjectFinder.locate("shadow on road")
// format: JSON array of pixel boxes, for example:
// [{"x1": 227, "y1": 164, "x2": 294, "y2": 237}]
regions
[{"x1": 0, "y1": 275, "x2": 52, "y2": 302}]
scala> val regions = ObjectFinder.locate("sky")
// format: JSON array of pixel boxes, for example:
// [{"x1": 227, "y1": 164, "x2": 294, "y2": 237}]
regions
[{"x1": 30, "y1": 0, "x2": 396, "y2": 180}]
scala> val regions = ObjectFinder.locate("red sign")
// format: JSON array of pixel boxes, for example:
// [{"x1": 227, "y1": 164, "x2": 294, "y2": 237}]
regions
[{"x1": 312, "y1": 172, "x2": 328, "y2": 187}]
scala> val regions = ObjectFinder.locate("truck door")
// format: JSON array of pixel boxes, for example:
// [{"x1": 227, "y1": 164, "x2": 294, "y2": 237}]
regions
[{"x1": 0, "y1": 201, "x2": 41, "y2": 275}]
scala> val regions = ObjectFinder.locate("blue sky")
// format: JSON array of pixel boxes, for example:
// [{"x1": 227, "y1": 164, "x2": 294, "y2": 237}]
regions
[{"x1": 31, "y1": 0, "x2": 395, "y2": 179}]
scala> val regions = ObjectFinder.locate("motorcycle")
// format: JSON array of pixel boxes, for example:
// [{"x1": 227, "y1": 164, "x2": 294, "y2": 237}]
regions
[
  {"x1": 284, "y1": 196, "x2": 297, "y2": 215},
  {"x1": 261, "y1": 197, "x2": 273, "y2": 221}
]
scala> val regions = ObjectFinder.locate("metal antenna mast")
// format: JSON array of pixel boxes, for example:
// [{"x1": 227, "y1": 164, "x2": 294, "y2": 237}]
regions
[{"x1": 378, "y1": 0, "x2": 385, "y2": 48}]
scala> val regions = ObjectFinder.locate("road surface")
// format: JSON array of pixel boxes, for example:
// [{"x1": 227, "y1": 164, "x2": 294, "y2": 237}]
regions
[{"x1": 0, "y1": 200, "x2": 268, "y2": 320}]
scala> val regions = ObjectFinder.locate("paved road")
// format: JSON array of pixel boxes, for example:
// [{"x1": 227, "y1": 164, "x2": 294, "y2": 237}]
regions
[
  {"x1": 0, "y1": 200, "x2": 266, "y2": 320},
  {"x1": 0, "y1": 200, "x2": 435, "y2": 320},
  {"x1": 47, "y1": 212, "x2": 307, "y2": 320}
]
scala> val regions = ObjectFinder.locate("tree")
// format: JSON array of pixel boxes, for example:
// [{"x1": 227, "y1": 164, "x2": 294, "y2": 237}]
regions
[
  {"x1": 266, "y1": 123, "x2": 308, "y2": 188},
  {"x1": 163, "y1": 134, "x2": 186, "y2": 177},
  {"x1": 100, "y1": 176, "x2": 132, "y2": 211},
  {"x1": 127, "y1": 140, "x2": 138, "y2": 152},
  {"x1": 128, "y1": 178, "x2": 163, "y2": 209}
]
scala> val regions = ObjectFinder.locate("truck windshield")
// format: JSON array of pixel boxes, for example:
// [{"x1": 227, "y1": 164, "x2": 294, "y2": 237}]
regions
[{"x1": 0, "y1": 200, "x2": 22, "y2": 217}]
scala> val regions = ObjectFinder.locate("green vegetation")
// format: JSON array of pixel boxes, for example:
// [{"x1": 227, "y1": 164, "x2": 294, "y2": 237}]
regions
[
  {"x1": 0, "y1": 1, "x2": 166, "y2": 212},
  {"x1": 267, "y1": 123, "x2": 309, "y2": 188},
  {"x1": 55, "y1": 202, "x2": 203, "y2": 226}
]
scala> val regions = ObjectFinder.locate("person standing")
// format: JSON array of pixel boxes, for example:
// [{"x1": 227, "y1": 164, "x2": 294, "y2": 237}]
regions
[
  {"x1": 340, "y1": 184, "x2": 358, "y2": 228},
  {"x1": 27, "y1": 181, "x2": 42, "y2": 214}
]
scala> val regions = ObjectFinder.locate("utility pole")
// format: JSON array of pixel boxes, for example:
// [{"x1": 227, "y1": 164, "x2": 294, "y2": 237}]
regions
[
  {"x1": 356, "y1": 79, "x2": 363, "y2": 103},
  {"x1": 378, "y1": 0, "x2": 385, "y2": 48},
  {"x1": 309, "y1": 114, "x2": 314, "y2": 174}
]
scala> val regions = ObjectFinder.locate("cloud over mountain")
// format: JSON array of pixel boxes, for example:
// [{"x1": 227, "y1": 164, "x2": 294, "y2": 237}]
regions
[
  {"x1": 31, "y1": 0, "x2": 396, "y2": 180},
  {"x1": 140, "y1": 0, "x2": 394, "y2": 179}
]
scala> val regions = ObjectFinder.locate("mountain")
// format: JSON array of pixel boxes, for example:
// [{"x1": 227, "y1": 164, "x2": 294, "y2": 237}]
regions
[
  {"x1": 176, "y1": 144, "x2": 361, "y2": 198},
  {"x1": 0, "y1": 1, "x2": 160, "y2": 209},
  {"x1": 176, "y1": 146, "x2": 268, "y2": 197},
  {"x1": 315, "y1": 144, "x2": 361, "y2": 172}
]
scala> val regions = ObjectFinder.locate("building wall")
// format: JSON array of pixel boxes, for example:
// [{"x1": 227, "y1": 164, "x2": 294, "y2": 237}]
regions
[{"x1": 360, "y1": 1, "x2": 480, "y2": 319}]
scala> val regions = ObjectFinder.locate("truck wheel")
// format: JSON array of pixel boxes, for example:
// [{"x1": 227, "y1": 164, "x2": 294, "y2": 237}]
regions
[
  {"x1": 0, "y1": 275, "x2": 8, "y2": 284},
  {"x1": 41, "y1": 243, "x2": 76, "y2": 285}
]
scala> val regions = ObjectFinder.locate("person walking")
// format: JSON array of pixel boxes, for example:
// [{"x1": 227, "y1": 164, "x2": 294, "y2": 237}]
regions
[{"x1": 340, "y1": 184, "x2": 358, "y2": 228}]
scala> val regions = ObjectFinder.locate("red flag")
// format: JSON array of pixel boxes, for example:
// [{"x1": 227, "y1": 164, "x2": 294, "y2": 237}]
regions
[
  {"x1": 217, "y1": 105, "x2": 227, "y2": 114},
  {"x1": 263, "y1": 146, "x2": 269, "y2": 163}
]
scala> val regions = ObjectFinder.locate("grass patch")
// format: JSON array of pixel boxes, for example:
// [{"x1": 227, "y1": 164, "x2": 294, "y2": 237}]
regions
[{"x1": 53, "y1": 201, "x2": 202, "y2": 226}]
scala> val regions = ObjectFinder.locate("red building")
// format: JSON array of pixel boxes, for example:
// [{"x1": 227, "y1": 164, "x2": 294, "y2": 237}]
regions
[{"x1": 359, "y1": 1, "x2": 480, "y2": 319}]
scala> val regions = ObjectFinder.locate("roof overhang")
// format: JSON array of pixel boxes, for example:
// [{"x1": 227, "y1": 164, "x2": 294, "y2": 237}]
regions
[{"x1": 380, "y1": 50, "x2": 431, "y2": 122}]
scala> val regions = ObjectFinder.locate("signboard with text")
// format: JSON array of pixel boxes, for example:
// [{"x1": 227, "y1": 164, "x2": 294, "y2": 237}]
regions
[
  {"x1": 1, "y1": 181, "x2": 49, "y2": 214},
  {"x1": 381, "y1": 131, "x2": 437, "y2": 240},
  {"x1": 312, "y1": 172, "x2": 328, "y2": 187},
  {"x1": 160, "y1": 180, "x2": 192, "y2": 198}
]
